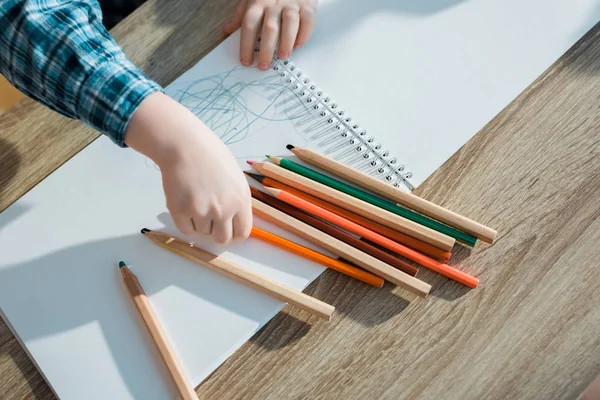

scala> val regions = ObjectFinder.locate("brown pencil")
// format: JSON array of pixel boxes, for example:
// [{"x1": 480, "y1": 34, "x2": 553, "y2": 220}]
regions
[
  {"x1": 251, "y1": 161, "x2": 455, "y2": 252},
  {"x1": 251, "y1": 198, "x2": 431, "y2": 297},
  {"x1": 141, "y1": 229, "x2": 334, "y2": 320},
  {"x1": 250, "y1": 186, "x2": 418, "y2": 276},
  {"x1": 287, "y1": 145, "x2": 497, "y2": 244},
  {"x1": 119, "y1": 262, "x2": 198, "y2": 400}
]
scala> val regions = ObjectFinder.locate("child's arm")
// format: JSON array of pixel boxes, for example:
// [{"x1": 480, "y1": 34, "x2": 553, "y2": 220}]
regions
[
  {"x1": 0, "y1": 0, "x2": 160, "y2": 146},
  {"x1": 0, "y1": 1, "x2": 252, "y2": 244},
  {"x1": 223, "y1": 0, "x2": 318, "y2": 70},
  {"x1": 125, "y1": 92, "x2": 252, "y2": 244}
]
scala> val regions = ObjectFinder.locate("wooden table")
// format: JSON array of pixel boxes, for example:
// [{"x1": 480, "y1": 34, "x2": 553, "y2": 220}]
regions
[{"x1": 1, "y1": 1, "x2": 599, "y2": 398}]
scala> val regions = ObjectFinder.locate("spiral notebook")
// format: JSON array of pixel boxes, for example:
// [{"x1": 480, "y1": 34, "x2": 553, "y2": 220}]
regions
[
  {"x1": 166, "y1": 46, "x2": 414, "y2": 190},
  {"x1": 1, "y1": 1, "x2": 599, "y2": 399}
]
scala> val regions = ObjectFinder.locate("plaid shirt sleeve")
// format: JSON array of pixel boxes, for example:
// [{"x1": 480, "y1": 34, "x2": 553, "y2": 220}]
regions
[{"x1": 0, "y1": 0, "x2": 162, "y2": 147}]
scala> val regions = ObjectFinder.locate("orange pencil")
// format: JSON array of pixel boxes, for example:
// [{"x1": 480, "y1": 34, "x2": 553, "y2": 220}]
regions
[
  {"x1": 251, "y1": 226, "x2": 384, "y2": 288},
  {"x1": 265, "y1": 187, "x2": 479, "y2": 288},
  {"x1": 245, "y1": 172, "x2": 451, "y2": 262}
]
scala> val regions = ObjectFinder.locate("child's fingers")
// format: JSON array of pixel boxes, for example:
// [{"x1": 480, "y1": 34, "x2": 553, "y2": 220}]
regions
[
  {"x1": 278, "y1": 7, "x2": 300, "y2": 59},
  {"x1": 257, "y1": 8, "x2": 280, "y2": 70},
  {"x1": 223, "y1": 0, "x2": 248, "y2": 34},
  {"x1": 171, "y1": 211, "x2": 196, "y2": 235},
  {"x1": 212, "y1": 216, "x2": 234, "y2": 245},
  {"x1": 192, "y1": 213, "x2": 213, "y2": 236},
  {"x1": 240, "y1": 5, "x2": 264, "y2": 66},
  {"x1": 232, "y1": 206, "x2": 252, "y2": 242},
  {"x1": 295, "y1": 7, "x2": 316, "y2": 49}
]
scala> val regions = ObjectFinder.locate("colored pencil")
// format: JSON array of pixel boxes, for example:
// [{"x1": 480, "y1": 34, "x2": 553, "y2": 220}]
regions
[
  {"x1": 287, "y1": 145, "x2": 497, "y2": 244},
  {"x1": 250, "y1": 161, "x2": 455, "y2": 252},
  {"x1": 245, "y1": 172, "x2": 451, "y2": 262},
  {"x1": 267, "y1": 155, "x2": 477, "y2": 246},
  {"x1": 251, "y1": 226, "x2": 384, "y2": 287},
  {"x1": 141, "y1": 229, "x2": 334, "y2": 320},
  {"x1": 266, "y1": 188, "x2": 479, "y2": 288},
  {"x1": 251, "y1": 197, "x2": 431, "y2": 297},
  {"x1": 119, "y1": 262, "x2": 198, "y2": 400},
  {"x1": 250, "y1": 186, "x2": 419, "y2": 276}
]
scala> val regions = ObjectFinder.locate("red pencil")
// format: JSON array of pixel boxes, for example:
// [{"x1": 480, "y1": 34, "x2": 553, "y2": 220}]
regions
[{"x1": 265, "y1": 187, "x2": 478, "y2": 288}]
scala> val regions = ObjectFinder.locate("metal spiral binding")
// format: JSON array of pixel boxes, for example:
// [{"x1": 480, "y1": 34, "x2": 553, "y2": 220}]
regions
[{"x1": 267, "y1": 57, "x2": 414, "y2": 190}]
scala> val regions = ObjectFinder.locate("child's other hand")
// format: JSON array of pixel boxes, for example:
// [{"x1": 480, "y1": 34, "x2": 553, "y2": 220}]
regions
[
  {"x1": 223, "y1": 0, "x2": 318, "y2": 70},
  {"x1": 125, "y1": 93, "x2": 252, "y2": 245}
]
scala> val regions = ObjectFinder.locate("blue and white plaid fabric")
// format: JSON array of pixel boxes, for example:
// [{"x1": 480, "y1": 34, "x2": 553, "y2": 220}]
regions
[{"x1": 0, "y1": 0, "x2": 161, "y2": 146}]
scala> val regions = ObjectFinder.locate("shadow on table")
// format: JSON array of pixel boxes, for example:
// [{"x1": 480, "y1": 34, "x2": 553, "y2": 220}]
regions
[
  {"x1": 247, "y1": 277, "x2": 410, "y2": 351},
  {"x1": 141, "y1": 0, "x2": 238, "y2": 87}
]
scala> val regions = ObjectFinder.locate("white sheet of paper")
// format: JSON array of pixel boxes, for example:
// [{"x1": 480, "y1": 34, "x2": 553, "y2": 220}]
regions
[{"x1": 1, "y1": 1, "x2": 598, "y2": 398}]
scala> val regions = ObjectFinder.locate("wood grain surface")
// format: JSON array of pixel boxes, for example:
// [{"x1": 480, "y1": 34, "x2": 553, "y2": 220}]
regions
[
  {"x1": 1, "y1": 1, "x2": 599, "y2": 399},
  {"x1": 0, "y1": 76, "x2": 23, "y2": 113}
]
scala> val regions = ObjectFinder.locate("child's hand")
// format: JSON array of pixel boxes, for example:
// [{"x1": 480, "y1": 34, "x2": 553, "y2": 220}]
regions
[
  {"x1": 223, "y1": 0, "x2": 318, "y2": 70},
  {"x1": 125, "y1": 93, "x2": 252, "y2": 245}
]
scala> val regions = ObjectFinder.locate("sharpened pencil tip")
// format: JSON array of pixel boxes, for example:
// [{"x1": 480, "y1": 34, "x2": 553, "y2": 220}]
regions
[
  {"x1": 246, "y1": 160, "x2": 255, "y2": 166},
  {"x1": 245, "y1": 172, "x2": 265, "y2": 183},
  {"x1": 265, "y1": 154, "x2": 270, "y2": 159},
  {"x1": 263, "y1": 186, "x2": 280, "y2": 196},
  {"x1": 286, "y1": 144, "x2": 295, "y2": 150},
  {"x1": 119, "y1": 261, "x2": 126, "y2": 268},
  {"x1": 141, "y1": 228, "x2": 150, "y2": 234}
]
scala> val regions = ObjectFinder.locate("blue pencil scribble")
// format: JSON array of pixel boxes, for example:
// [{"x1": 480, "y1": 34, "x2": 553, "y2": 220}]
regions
[{"x1": 172, "y1": 67, "x2": 313, "y2": 147}]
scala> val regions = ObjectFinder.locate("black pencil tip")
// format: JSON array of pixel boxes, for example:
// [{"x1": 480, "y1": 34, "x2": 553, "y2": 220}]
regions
[
  {"x1": 141, "y1": 228, "x2": 150, "y2": 234},
  {"x1": 245, "y1": 172, "x2": 265, "y2": 183},
  {"x1": 286, "y1": 144, "x2": 295, "y2": 150},
  {"x1": 118, "y1": 261, "x2": 126, "y2": 268}
]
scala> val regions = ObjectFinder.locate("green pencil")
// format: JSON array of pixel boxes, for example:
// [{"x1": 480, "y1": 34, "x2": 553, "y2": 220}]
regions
[{"x1": 266, "y1": 155, "x2": 477, "y2": 247}]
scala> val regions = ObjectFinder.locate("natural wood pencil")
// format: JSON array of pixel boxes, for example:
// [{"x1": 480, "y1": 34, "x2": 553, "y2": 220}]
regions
[
  {"x1": 266, "y1": 188, "x2": 479, "y2": 288},
  {"x1": 251, "y1": 198, "x2": 431, "y2": 297},
  {"x1": 287, "y1": 145, "x2": 497, "y2": 244},
  {"x1": 141, "y1": 229, "x2": 334, "y2": 320},
  {"x1": 251, "y1": 161, "x2": 455, "y2": 252},
  {"x1": 250, "y1": 186, "x2": 419, "y2": 276},
  {"x1": 119, "y1": 262, "x2": 198, "y2": 400},
  {"x1": 245, "y1": 172, "x2": 451, "y2": 262},
  {"x1": 251, "y1": 226, "x2": 384, "y2": 288}
]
